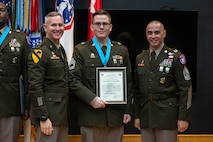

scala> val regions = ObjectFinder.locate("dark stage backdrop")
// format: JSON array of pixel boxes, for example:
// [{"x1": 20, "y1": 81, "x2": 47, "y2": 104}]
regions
[
  {"x1": 74, "y1": 9, "x2": 197, "y2": 93},
  {"x1": 69, "y1": 9, "x2": 198, "y2": 134}
]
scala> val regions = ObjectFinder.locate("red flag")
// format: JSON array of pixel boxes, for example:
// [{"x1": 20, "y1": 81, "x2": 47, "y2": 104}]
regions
[
  {"x1": 87, "y1": 0, "x2": 102, "y2": 40},
  {"x1": 30, "y1": 0, "x2": 39, "y2": 32}
]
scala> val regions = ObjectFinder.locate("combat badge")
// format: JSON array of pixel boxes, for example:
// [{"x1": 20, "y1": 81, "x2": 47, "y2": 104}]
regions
[
  {"x1": 32, "y1": 49, "x2": 42, "y2": 63},
  {"x1": 50, "y1": 51, "x2": 60, "y2": 59}
]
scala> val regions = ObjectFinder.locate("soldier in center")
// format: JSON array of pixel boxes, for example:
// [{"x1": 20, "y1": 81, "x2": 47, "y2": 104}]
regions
[{"x1": 69, "y1": 10, "x2": 133, "y2": 142}]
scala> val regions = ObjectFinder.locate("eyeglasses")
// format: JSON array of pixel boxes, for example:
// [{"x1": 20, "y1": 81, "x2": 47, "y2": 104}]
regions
[{"x1": 93, "y1": 22, "x2": 111, "y2": 27}]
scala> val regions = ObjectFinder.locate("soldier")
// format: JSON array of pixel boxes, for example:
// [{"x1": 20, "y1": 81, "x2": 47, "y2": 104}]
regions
[
  {"x1": 69, "y1": 10, "x2": 133, "y2": 142},
  {"x1": 132, "y1": 20, "x2": 192, "y2": 142},
  {"x1": 28, "y1": 11, "x2": 69, "y2": 142},
  {"x1": 0, "y1": 2, "x2": 31, "y2": 142}
]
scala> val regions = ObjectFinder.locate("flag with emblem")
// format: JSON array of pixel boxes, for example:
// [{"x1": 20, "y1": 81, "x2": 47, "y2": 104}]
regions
[
  {"x1": 87, "y1": 0, "x2": 102, "y2": 40},
  {"x1": 55, "y1": 0, "x2": 74, "y2": 67}
]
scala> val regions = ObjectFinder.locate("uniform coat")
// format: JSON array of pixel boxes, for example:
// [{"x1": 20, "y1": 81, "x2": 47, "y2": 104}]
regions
[
  {"x1": 28, "y1": 37, "x2": 69, "y2": 126},
  {"x1": 0, "y1": 29, "x2": 30, "y2": 117},
  {"x1": 132, "y1": 45, "x2": 192, "y2": 129},
  {"x1": 69, "y1": 41, "x2": 133, "y2": 127}
]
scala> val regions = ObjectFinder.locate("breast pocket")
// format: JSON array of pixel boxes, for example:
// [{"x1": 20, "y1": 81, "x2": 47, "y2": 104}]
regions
[
  {"x1": 47, "y1": 60, "x2": 64, "y2": 77},
  {"x1": 137, "y1": 66, "x2": 146, "y2": 85},
  {"x1": 84, "y1": 59, "x2": 102, "y2": 80}
]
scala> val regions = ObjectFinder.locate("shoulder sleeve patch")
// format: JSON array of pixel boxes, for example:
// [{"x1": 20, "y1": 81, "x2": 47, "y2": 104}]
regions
[
  {"x1": 179, "y1": 54, "x2": 186, "y2": 65},
  {"x1": 32, "y1": 49, "x2": 43, "y2": 63}
]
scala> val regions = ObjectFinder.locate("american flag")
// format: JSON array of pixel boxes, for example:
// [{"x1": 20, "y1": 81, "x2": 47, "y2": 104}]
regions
[{"x1": 56, "y1": 0, "x2": 74, "y2": 67}]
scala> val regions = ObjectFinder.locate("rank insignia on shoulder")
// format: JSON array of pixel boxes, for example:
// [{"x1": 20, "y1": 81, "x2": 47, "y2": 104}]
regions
[
  {"x1": 117, "y1": 42, "x2": 121, "y2": 45},
  {"x1": 32, "y1": 49, "x2": 42, "y2": 63}
]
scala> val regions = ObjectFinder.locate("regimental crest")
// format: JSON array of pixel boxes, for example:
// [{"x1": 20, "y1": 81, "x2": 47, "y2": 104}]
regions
[{"x1": 56, "y1": 0, "x2": 74, "y2": 30}]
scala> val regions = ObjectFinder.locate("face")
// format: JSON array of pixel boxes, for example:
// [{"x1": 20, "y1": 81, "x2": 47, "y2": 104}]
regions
[
  {"x1": 43, "y1": 15, "x2": 64, "y2": 44},
  {"x1": 91, "y1": 14, "x2": 112, "y2": 40},
  {"x1": 0, "y1": 2, "x2": 8, "y2": 28},
  {"x1": 146, "y1": 21, "x2": 166, "y2": 49}
]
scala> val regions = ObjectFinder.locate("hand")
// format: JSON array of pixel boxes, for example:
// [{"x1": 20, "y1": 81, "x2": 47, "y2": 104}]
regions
[
  {"x1": 40, "y1": 118, "x2": 54, "y2": 135},
  {"x1": 134, "y1": 118, "x2": 141, "y2": 130},
  {"x1": 22, "y1": 110, "x2": 30, "y2": 120},
  {"x1": 90, "y1": 97, "x2": 108, "y2": 109},
  {"x1": 123, "y1": 114, "x2": 131, "y2": 124},
  {"x1": 177, "y1": 120, "x2": 189, "y2": 132}
]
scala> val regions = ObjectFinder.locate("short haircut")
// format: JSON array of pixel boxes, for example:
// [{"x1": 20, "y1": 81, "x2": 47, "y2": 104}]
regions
[
  {"x1": 44, "y1": 11, "x2": 63, "y2": 23},
  {"x1": 92, "y1": 9, "x2": 111, "y2": 24}
]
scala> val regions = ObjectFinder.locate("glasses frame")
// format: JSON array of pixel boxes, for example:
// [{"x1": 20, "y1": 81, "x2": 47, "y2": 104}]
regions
[{"x1": 92, "y1": 22, "x2": 111, "y2": 27}]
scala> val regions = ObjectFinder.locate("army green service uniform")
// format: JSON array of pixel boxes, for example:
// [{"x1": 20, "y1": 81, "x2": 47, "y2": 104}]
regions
[
  {"x1": 28, "y1": 37, "x2": 69, "y2": 130},
  {"x1": 132, "y1": 45, "x2": 192, "y2": 138},
  {"x1": 69, "y1": 41, "x2": 133, "y2": 141},
  {"x1": 0, "y1": 28, "x2": 30, "y2": 142}
]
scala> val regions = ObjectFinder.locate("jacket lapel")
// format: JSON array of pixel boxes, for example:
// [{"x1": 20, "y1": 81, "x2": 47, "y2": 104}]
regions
[
  {"x1": 151, "y1": 46, "x2": 168, "y2": 70},
  {"x1": 0, "y1": 30, "x2": 12, "y2": 51}
]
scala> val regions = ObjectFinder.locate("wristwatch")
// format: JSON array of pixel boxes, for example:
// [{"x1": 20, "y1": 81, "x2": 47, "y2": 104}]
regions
[{"x1": 40, "y1": 115, "x2": 48, "y2": 121}]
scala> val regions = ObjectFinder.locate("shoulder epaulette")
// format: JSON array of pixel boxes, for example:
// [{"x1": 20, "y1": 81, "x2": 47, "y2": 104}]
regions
[{"x1": 10, "y1": 29, "x2": 26, "y2": 36}]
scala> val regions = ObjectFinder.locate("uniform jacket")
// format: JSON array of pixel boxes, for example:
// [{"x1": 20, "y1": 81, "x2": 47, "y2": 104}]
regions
[
  {"x1": 69, "y1": 40, "x2": 133, "y2": 127},
  {"x1": 28, "y1": 37, "x2": 69, "y2": 126},
  {"x1": 132, "y1": 45, "x2": 192, "y2": 129},
  {"x1": 0, "y1": 28, "x2": 30, "y2": 117}
]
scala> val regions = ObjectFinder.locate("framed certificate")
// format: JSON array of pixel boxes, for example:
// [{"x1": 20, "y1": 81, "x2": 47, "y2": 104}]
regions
[{"x1": 96, "y1": 67, "x2": 127, "y2": 104}]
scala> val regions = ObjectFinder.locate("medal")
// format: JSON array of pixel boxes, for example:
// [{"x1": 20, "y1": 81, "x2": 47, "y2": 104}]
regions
[
  {"x1": 159, "y1": 66, "x2": 164, "y2": 72},
  {"x1": 165, "y1": 67, "x2": 170, "y2": 73}
]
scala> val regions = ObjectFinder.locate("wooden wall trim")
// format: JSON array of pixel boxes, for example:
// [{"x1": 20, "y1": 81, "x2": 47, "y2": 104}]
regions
[{"x1": 18, "y1": 134, "x2": 213, "y2": 142}]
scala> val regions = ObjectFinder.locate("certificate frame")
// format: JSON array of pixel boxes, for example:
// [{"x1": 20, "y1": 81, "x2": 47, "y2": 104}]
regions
[{"x1": 96, "y1": 67, "x2": 127, "y2": 104}]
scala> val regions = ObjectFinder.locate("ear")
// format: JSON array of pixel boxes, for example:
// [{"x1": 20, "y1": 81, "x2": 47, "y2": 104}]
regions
[
  {"x1": 109, "y1": 24, "x2": 113, "y2": 32},
  {"x1": 163, "y1": 30, "x2": 167, "y2": 38},
  {"x1": 90, "y1": 24, "x2": 94, "y2": 32},
  {"x1": 43, "y1": 24, "x2": 47, "y2": 32}
]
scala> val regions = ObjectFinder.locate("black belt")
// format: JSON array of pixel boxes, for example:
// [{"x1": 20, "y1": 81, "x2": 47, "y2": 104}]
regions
[
  {"x1": 44, "y1": 87, "x2": 69, "y2": 93},
  {"x1": 145, "y1": 94, "x2": 176, "y2": 101}
]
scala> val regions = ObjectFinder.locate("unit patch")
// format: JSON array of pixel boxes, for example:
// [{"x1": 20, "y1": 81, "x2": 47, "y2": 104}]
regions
[
  {"x1": 179, "y1": 55, "x2": 186, "y2": 65},
  {"x1": 32, "y1": 49, "x2": 42, "y2": 63}
]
